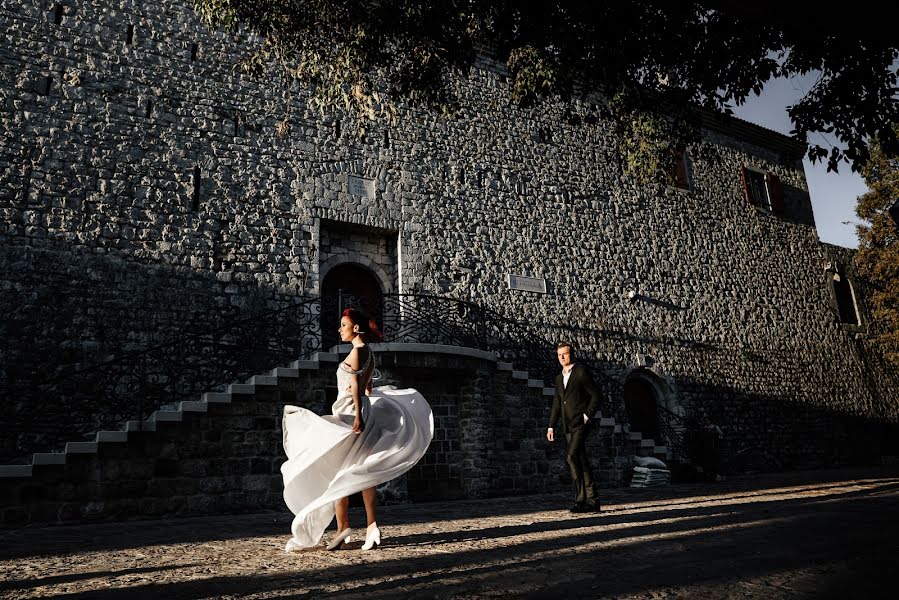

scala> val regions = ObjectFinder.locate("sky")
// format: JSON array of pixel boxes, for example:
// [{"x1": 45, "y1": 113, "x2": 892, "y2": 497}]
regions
[{"x1": 729, "y1": 74, "x2": 868, "y2": 249}]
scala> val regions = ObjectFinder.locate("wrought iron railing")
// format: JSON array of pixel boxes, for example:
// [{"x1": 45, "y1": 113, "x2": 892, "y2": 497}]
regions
[
  {"x1": 329, "y1": 292, "x2": 627, "y2": 417},
  {"x1": 656, "y1": 405, "x2": 687, "y2": 459}
]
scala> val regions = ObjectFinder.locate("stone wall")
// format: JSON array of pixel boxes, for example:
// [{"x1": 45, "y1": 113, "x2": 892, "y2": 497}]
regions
[
  {"x1": 2, "y1": 350, "x2": 643, "y2": 526},
  {"x1": 1, "y1": 0, "x2": 897, "y2": 471},
  {"x1": 318, "y1": 220, "x2": 398, "y2": 294}
]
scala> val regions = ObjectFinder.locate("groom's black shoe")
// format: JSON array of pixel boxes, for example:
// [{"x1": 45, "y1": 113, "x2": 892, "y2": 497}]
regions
[
  {"x1": 585, "y1": 500, "x2": 601, "y2": 513},
  {"x1": 568, "y1": 502, "x2": 588, "y2": 513}
]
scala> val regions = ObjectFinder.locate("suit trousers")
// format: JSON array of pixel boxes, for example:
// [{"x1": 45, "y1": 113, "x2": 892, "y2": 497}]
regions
[{"x1": 565, "y1": 426, "x2": 598, "y2": 504}]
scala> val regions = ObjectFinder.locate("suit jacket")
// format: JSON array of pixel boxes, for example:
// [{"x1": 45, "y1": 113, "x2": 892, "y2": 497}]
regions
[{"x1": 549, "y1": 364, "x2": 602, "y2": 434}]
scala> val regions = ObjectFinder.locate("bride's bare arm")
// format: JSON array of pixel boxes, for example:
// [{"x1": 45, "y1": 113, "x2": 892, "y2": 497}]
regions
[
  {"x1": 350, "y1": 375, "x2": 364, "y2": 433},
  {"x1": 345, "y1": 348, "x2": 366, "y2": 434}
]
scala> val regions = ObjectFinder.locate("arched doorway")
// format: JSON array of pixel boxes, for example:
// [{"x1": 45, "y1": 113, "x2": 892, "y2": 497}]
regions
[
  {"x1": 623, "y1": 375, "x2": 661, "y2": 440},
  {"x1": 320, "y1": 263, "x2": 384, "y2": 349}
]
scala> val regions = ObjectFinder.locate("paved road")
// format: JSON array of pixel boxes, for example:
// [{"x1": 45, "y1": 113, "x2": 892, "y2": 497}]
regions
[{"x1": 2, "y1": 466, "x2": 898, "y2": 599}]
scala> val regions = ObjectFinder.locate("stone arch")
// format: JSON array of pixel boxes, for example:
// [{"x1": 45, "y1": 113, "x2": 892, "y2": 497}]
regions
[
  {"x1": 320, "y1": 261, "x2": 386, "y2": 350},
  {"x1": 622, "y1": 367, "x2": 678, "y2": 443},
  {"x1": 319, "y1": 254, "x2": 392, "y2": 295}
]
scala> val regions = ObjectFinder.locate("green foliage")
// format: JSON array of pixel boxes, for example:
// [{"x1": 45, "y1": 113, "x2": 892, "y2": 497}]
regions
[
  {"x1": 608, "y1": 87, "x2": 702, "y2": 186},
  {"x1": 507, "y1": 46, "x2": 557, "y2": 106},
  {"x1": 192, "y1": 1, "x2": 899, "y2": 181},
  {"x1": 855, "y1": 125, "x2": 899, "y2": 366}
]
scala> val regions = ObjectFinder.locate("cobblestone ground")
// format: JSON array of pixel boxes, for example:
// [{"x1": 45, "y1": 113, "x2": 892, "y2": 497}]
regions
[{"x1": 2, "y1": 466, "x2": 898, "y2": 599}]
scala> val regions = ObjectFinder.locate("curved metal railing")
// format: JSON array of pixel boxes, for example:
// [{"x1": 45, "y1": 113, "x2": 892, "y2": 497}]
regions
[{"x1": 332, "y1": 292, "x2": 628, "y2": 416}]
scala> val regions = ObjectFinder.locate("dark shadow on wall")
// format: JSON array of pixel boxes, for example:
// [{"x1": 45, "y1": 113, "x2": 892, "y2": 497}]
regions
[
  {"x1": 529, "y1": 321, "x2": 899, "y2": 476},
  {"x1": 0, "y1": 241, "x2": 318, "y2": 463},
  {"x1": 3, "y1": 239, "x2": 899, "y2": 502},
  {"x1": 669, "y1": 375, "x2": 899, "y2": 477}
]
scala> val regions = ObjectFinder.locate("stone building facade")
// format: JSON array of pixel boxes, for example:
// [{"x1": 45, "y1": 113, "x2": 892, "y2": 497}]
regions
[{"x1": 2, "y1": 0, "x2": 897, "y2": 478}]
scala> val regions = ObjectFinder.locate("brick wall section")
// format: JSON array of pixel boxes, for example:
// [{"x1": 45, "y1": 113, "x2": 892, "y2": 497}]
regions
[{"x1": 1, "y1": 0, "x2": 897, "y2": 475}]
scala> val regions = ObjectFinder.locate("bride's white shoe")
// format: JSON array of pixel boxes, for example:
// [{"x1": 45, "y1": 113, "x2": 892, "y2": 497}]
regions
[
  {"x1": 326, "y1": 528, "x2": 352, "y2": 551},
  {"x1": 361, "y1": 523, "x2": 381, "y2": 550}
]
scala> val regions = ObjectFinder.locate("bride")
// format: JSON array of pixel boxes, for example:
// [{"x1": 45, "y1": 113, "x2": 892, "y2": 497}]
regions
[{"x1": 281, "y1": 307, "x2": 433, "y2": 552}]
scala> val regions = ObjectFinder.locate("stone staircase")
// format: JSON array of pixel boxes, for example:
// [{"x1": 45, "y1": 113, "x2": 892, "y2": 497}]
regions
[
  {"x1": 0, "y1": 353, "x2": 336, "y2": 479},
  {"x1": 0, "y1": 344, "x2": 670, "y2": 525}
]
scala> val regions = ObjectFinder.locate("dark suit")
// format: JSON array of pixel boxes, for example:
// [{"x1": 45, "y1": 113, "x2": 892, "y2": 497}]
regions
[{"x1": 549, "y1": 364, "x2": 602, "y2": 505}]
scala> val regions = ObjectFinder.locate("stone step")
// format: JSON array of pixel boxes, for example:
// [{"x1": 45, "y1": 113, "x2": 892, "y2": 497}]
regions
[
  {"x1": 628, "y1": 432, "x2": 642, "y2": 441},
  {"x1": 292, "y1": 359, "x2": 318, "y2": 370},
  {"x1": 271, "y1": 367, "x2": 300, "y2": 378},
  {"x1": 227, "y1": 383, "x2": 255, "y2": 395},
  {"x1": 640, "y1": 439, "x2": 655, "y2": 448},
  {"x1": 313, "y1": 352, "x2": 339, "y2": 363},
  {"x1": 496, "y1": 362, "x2": 513, "y2": 371},
  {"x1": 511, "y1": 370, "x2": 528, "y2": 380},
  {"x1": 33, "y1": 453, "x2": 66, "y2": 466},
  {"x1": 203, "y1": 392, "x2": 232, "y2": 403},
  {"x1": 526, "y1": 378, "x2": 543, "y2": 388},
  {"x1": 65, "y1": 442, "x2": 98, "y2": 454},
  {"x1": 96, "y1": 431, "x2": 128, "y2": 443},
  {"x1": 125, "y1": 419, "x2": 158, "y2": 432},
  {"x1": 248, "y1": 375, "x2": 278, "y2": 386},
  {"x1": 179, "y1": 401, "x2": 208, "y2": 413},
  {"x1": 152, "y1": 411, "x2": 183, "y2": 423},
  {"x1": 0, "y1": 465, "x2": 32, "y2": 478},
  {"x1": 125, "y1": 420, "x2": 156, "y2": 432},
  {"x1": 542, "y1": 387, "x2": 554, "y2": 396},
  {"x1": 599, "y1": 417, "x2": 615, "y2": 427}
]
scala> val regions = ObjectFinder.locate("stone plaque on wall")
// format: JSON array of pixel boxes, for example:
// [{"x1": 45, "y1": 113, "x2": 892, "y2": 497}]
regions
[
  {"x1": 507, "y1": 274, "x2": 547, "y2": 293},
  {"x1": 347, "y1": 175, "x2": 375, "y2": 199}
]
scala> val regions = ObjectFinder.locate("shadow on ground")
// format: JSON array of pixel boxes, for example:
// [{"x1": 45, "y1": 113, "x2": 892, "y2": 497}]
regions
[{"x1": 1, "y1": 466, "x2": 898, "y2": 599}]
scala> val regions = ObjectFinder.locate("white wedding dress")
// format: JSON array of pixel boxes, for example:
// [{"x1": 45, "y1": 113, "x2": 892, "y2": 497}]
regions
[{"x1": 280, "y1": 350, "x2": 433, "y2": 551}]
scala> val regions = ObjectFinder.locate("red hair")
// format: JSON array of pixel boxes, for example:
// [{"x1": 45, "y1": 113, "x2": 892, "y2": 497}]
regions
[{"x1": 341, "y1": 307, "x2": 384, "y2": 342}]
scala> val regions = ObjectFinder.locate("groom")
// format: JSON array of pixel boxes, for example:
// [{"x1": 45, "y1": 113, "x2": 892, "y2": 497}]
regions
[{"x1": 547, "y1": 341, "x2": 602, "y2": 513}]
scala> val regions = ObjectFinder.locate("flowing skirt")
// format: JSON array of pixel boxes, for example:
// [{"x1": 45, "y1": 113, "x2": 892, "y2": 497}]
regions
[{"x1": 280, "y1": 386, "x2": 433, "y2": 550}]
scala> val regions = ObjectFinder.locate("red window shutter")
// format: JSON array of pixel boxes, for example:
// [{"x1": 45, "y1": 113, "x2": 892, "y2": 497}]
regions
[
  {"x1": 767, "y1": 173, "x2": 784, "y2": 213},
  {"x1": 740, "y1": 163, "x2": 750, "y2": 204},
  {"x1": 675, "y1": 151, "x2": 688, "y2": 189}
]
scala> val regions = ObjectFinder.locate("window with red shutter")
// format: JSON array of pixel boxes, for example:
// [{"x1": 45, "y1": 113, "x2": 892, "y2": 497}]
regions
[
  {"x1": 740, "y1": 164, "x2": 750, "y2": 204},
  {"x1": 670, "y1": 150, "x2": 690, "y2": 190},
  {"x1": 767, "y1": 173, "x2": 785, "y2": 213},
  {"x1": 744, "y1": 168, "x2": 769, "y2": 210},
  {"x1": 740, "y1": 164, "x2": 785, "y2": 214}
]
